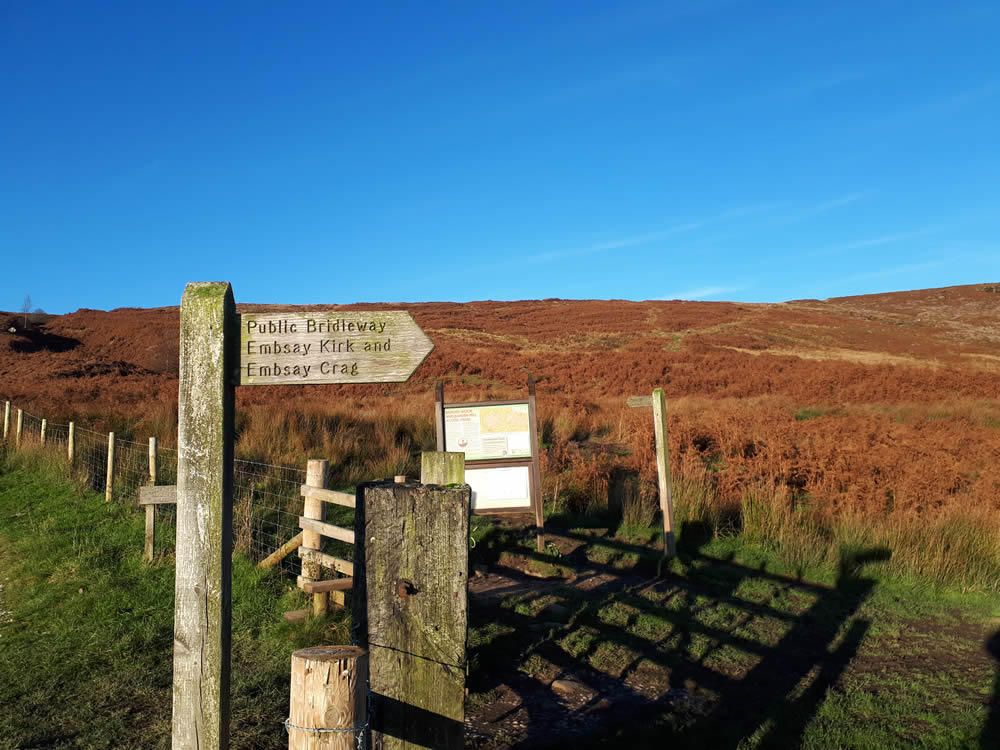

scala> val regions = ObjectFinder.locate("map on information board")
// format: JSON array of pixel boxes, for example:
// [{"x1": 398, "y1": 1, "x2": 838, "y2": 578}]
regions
[{"x1": 444, "y1": 402, "x2": 531, "y2": 461}]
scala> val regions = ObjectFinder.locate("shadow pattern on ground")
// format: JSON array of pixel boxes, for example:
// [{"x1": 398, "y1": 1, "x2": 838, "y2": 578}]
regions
[{"x1": 466, "y1": 524, "x2": 889, "y2": 749}]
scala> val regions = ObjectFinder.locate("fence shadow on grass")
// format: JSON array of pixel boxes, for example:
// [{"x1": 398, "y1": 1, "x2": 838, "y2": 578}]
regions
[
  {"x1": 985, "y1": 628, "x2": 1000, "y2": 750},
  {"x1": 466, "y1": 522, "x2": 889, "y2": 749}
]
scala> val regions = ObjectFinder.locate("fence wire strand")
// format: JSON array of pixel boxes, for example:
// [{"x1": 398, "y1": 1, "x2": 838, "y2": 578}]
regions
[{"x1": 0, "y1": 403, "x2": 342, "y2": 579}]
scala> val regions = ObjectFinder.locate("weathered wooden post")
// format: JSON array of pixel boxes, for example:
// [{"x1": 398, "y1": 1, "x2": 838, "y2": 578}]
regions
[
  {"x1": 627, "y1": 388, "x2": 676, "y2": 559},
  {"x1": 434, "y1": 382, "x2": 445, "y2": 450},
  {"x1": 354, "y1": 475, "x2": 469, "y2": 750},
  {"x1": 528, "y1": 376, "x2": 545, "y2": 552},
  {"x1": 303, "y1": 459, "x2": 331, "y2": 617},
  {"x1": 172, "y1": 282, "x2": 236, "y2": 750},
  {"x1": 15, "y1": 408, "x2": 22, "y2": 447},
  {"x1": 287, "y1": 646, "x2": 368, "y2": 750},
  {"x1": 2, "y1": 401, "x2": 9, "y2": 441},
  {"x1": 105, "y1": 431, "x2": 116, "y2": 502},
  {"x1": 40, "y1": 418, "x2": 47, "y2": 445},
  {"x1": 420, "y1": 451, "x2": 464, "y2": 485},
  {"x1": 652, "y1": 388, "x2": 676, "y2": 558},
  {"x1": 67, "y1": 422, "x2": 75, "y2": 464},
  {"x1": 145, "y1": 437, "x2": 158, "y2": 563}
]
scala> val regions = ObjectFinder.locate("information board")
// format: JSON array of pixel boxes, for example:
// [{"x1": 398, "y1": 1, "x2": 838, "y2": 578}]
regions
[
  {"x1": 466, "y1": 465, "x2": 532, "y2": 512},
  {"x1": 443, "y1": 402, "x2": 531, "y2": 460}
]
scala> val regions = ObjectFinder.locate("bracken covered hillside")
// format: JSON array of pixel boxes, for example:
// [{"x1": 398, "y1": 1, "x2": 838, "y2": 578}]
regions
[{"x1": 2, "y1": 283, "x2": 999, "y2": 520}]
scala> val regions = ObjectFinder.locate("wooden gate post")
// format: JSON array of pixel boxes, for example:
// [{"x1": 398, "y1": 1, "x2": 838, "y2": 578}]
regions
[
  {"x1": 2, "y1": 401, "x2": 9, "y2": 441},
  {"x1": 105, "y1": 432, "x2": 116, "y2": 502},
  {"x1": 528, "y1": 376, "x2": 545, "y2": 552},
  {"x1": 303, "y1": 459, "x2": 331, "y2": 616},
  {"x1": 652, "y1": 388, "x2": 676, "y2": 558},
  {"x1": 172, "y1": 282, "x2": 236, "y2": 750},
  {"x1": 145, "y1": 437, "x2": 158, "y2": 562},
  {"x1": 15, "y1": 409, "x2": 22, "y2": 447},
  {"x1": 68, "y1": 422, "x2": 75, "y2": 464},
  {"x1": 354, "y1": 478, "x2": 470, "y2": 750},
  {"x1": 288, "y1": 646, "x2": 368, "y2": 750},
  {"x1": 40, "y1": 418, "x2": 47, "y2": 445}
]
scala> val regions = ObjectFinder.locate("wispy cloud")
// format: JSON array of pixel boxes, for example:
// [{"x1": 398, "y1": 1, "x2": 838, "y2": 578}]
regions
[
  {"x1": 659, "y1": 285, "x2": 745, "y2": 301},
  {"x1": 525, "y1": 222, "x2": 703, "y2": 264},
  {"x1": 841, "y1": 259, "x2": 952, "y2": 283},
  {"x1": 774, "y1": 192, "x2": 867, "y2": 225}
]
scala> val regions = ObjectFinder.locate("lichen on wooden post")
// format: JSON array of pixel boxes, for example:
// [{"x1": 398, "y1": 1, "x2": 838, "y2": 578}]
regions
[
  {"x1": 354, "y1": 479, "x2": 469, "y2": 750},
  {"x1": 419, "y1": 451, "x2": 465, "y2": 485},
  {"x1": 172, "y1": 281, "x2": 237, "y2": 750},
  {"x1": 652, "y1": 388, "x2": 676, "y2": 558}
]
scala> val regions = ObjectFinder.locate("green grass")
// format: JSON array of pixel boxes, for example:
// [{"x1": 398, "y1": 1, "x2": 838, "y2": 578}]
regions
[{"x1": 0, "y1": 448, "x2": 349, "y2": 749}]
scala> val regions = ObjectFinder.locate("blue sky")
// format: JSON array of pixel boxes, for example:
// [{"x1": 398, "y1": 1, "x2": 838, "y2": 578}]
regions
[{"x1": 3, "y1": 1, "x2": 998, "y2": 314}]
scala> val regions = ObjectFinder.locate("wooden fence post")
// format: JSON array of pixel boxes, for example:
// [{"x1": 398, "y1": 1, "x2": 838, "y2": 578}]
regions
[
  {"x1": 434, "y1": 382, "x2": 445, "y2": 450},
  {"x1": 105, "y1": 432, "x2": 116, "y2": 503},
  {"x1": 652, "y1": 388, "x2": 676, "y2": 558},
  {"x1": 2, "y1": 401, "x2": 9, "y2": 441},
  {"x1": 172, "y1": 281, "x2": 236, "y2": 750},
  {"x1": 288, "y1": 646, "x2": 368, "y2": 750},
  {"x1": 40, "y1": 418, "x2": 47, "y2": 445},
  {"x1": 528, "y1": 376, "x2": 545, "y2": 552},
  {"x1": 354, "y1": 478, "x2": 469, "y2": 750},
  {"x1": 15, "y1": 409, "x2": 23, "y2": 448},
  {"x1": 303, "y1": 459, "x2": 331, "y2": 616},
  {"x1": 68, "y1": 422, "x2": 75, "y2": 464},
  {"x1": 420, "y1": 451, "x2": 464, "y2": 485},
  {"x1": 145, "y1": 437, "x2": 158, "y2": 562}
]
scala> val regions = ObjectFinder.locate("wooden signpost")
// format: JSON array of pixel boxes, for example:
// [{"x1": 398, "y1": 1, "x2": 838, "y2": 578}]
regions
[
  {"x1": 172, "y1": 283, "x2": 436, "y2": 750},
  {"x1": 628, "y1": 388, "x2": 676, "y2": 559}
]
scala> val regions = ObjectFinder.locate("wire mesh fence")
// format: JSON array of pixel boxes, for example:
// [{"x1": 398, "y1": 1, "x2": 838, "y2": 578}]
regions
[{"x1": 1, "y1": 401, "x2": 359, "y2": 581}]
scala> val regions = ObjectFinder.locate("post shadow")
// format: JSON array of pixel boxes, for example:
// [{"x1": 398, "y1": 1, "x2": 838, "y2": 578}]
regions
[{"x1": 984, "y1": 628, "x2": 1000, "y2": 749}]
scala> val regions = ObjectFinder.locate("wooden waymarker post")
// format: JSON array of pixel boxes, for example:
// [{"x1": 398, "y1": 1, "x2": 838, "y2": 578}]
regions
[
  {"x1": 628, "y1": 388, "x2": 676, "y2": 558},
  {"x1": 172, "y1": 282, "x2": 236, "y2": 750},
  {"x1": 170, "y1": 283, "x2": 434, "y2": 750},
  {"x1": 354, "y1": 476, "x2": 470, "y2": 750}
]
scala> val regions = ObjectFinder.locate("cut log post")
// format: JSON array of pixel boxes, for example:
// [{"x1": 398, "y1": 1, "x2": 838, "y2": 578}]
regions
[
  {"x1": 288, "y1": 646, "x2": 368, "y2": 750},
  {"x1": 652, "y1": 388, "x2": 676, "y2": 558},
  {"x1": 354, "y1": 479, "x2": 469, "y2": 750},
  {"x1": 105, "y1": 432, "x2": 116, "y2": 503},
  {"x1": 303, "y1": 459, "x2": 331, "y2": 615},
  {"x1": 171, "y1": 281, "x2": 236, "y2": 750},
  {"x1": 68, "y1": 422, "x2": 75, "y2": 464},
  {"x1": 15, "y1": 409, "x2": 22, "y2": 448},
  {"x1": 419, "y1": 451, "x2": 464, "y2": 485},
  {"x1": 40, "y1": 418, "x2": 46, "y2": 445},
  {"x1": 2, "y1": 401, "x2": 9, "y2": 441}
]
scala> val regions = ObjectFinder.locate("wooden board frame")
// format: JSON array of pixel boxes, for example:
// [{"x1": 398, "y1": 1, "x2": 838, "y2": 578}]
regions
[{"x1": 435, "y1": 382, "x2": 543, "y2": 522}]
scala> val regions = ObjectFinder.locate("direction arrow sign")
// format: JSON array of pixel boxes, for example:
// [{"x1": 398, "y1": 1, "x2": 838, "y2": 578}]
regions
[{"x1": 239, "y1": 311, "x2": 433, "y2": 385}]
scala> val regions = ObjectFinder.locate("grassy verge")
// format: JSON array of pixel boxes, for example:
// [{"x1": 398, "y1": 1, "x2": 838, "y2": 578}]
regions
[{"x1": 0, "y1": 448, "x2": 349, "y2": 749}]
